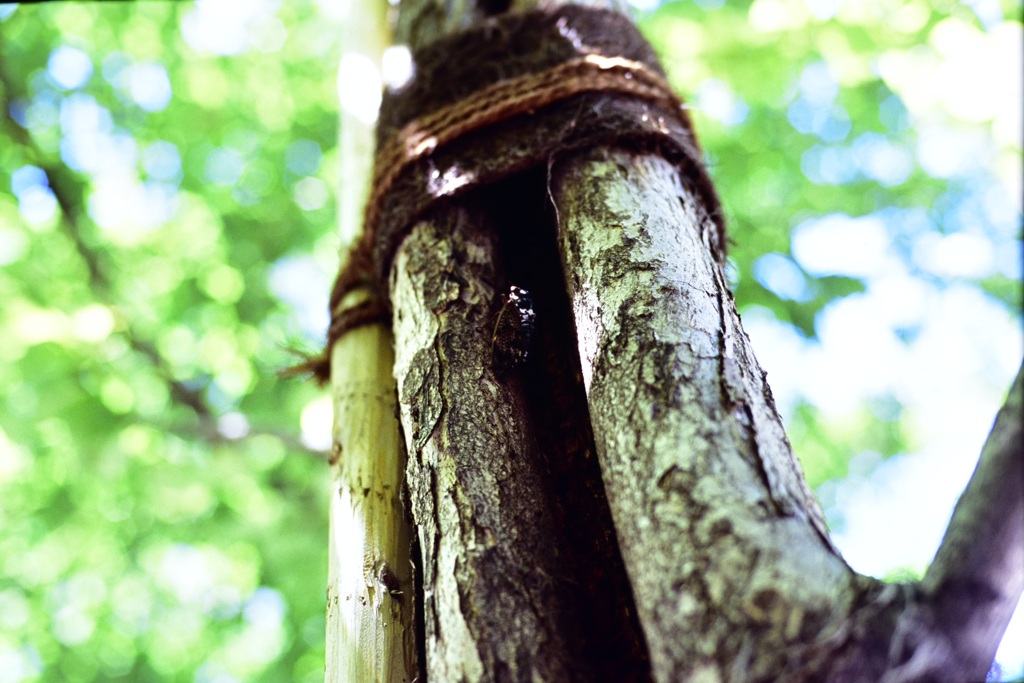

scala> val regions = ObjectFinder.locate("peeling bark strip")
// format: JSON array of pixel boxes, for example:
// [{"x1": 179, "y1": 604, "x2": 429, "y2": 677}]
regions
[{"x1": 310, "y1": 5, "x2": 724, "y2": 381}]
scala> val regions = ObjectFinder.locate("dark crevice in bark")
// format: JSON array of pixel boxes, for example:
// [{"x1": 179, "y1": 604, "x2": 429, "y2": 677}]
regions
[
  {"x1": 474, "y1": 170, "x2": 653, "y2": 681},
  {"x1": 410, "y1": 528, "x2": 429, "y2": 683},
  {"x1": 477, "y1": 0, "x2": 512, "y2": 16}
]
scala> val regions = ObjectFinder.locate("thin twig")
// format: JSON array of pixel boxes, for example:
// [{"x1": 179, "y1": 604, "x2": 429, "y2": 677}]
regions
[{"x1": 920, "y1": 361, "x2": 1024, "y2": 679}]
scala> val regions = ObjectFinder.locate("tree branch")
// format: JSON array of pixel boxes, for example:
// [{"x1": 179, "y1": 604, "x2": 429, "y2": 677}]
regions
[
  {"x1": 550, "y1": 147, "x2": 859, "y2": 681},
  {"x1": 917, "y1": 360, "x2": 1024, "y2": 680}
]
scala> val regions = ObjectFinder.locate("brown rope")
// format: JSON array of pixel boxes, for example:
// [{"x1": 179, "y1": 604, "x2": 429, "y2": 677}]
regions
[
  {"x1": 301, "y1": 53, "x2": 698, "y2": 383},
  {"x1": 365, "y1": 55, "x2": 687, "y2": 250}
]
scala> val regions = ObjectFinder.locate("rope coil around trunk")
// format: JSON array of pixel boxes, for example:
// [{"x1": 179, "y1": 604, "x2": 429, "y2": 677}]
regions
[{"x1": 303, "y1": 6, "x2": 725, "y2": 382}]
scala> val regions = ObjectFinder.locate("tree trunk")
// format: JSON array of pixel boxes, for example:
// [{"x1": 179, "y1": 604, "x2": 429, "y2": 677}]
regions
[
  {"x1": 328, "y1": 0, "x2": 1024, "y2": 680},
  {"x1": 389, "y1": 181, "x2": 650, "y2": 680},
  {"x1": 549, "y1": 148, "x2": 856, "y2": 680}
]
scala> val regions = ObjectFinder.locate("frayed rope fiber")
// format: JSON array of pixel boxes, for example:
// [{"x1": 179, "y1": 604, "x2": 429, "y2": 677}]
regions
[{"x1": 299, "y1": 5, "x2": 725, "y2": 382}]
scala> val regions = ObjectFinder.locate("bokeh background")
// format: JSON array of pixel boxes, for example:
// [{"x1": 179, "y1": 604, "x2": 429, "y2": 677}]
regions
[{"x1": 0, "y1": 0, "x2": 1020, "y2": 680}]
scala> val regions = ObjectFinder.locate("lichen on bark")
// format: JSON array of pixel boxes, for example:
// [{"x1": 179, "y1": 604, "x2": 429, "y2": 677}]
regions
[
  {"x1": 550, "y1": 147, "x2": 858, "y2": 681},
  {"x1": 390, "y1": 208, "x2": 577, "y2": 680}
]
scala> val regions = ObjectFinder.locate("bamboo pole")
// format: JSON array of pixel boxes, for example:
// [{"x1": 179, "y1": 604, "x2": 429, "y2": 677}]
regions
[{"x1": 326, "y1": 0, "x2": 417, "y2": 680}]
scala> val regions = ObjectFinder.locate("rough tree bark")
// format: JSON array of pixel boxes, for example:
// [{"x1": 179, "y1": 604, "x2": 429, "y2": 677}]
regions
[
  {"x1": 328, "y1": 0, "x2": 1024, "y2": 680},
  {"x1": 549, "y1": 148, "x2": 857, "y2": 680}
]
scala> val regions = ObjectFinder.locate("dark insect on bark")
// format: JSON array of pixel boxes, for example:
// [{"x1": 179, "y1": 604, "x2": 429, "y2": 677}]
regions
[
  {"x1": 377, "y1": 563, "x2": 403, "y2": 597},
  {"x1": 491, "y1": 285, "x2": 535, "y2": 374}
]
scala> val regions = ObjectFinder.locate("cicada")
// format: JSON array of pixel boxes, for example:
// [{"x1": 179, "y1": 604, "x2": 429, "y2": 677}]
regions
[{"x1": 491, "y1": 285, "x2": 535, "y2": 373}]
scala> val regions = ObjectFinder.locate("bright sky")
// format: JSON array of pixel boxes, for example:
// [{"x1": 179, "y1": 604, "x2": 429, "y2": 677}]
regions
[{"x1": 736, "y1": 2, "x2": 1023, "y2": 678}]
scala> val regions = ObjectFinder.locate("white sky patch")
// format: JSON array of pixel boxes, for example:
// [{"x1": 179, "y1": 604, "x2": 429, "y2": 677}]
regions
[
  {"x1": 694, "y1": 79, "x2": 749, "y2": 126},
  {"x1": 48, "y1": 45, "x2": 92, "y2": 90},
  {"x1": 382, "y1": 44, "x2": 414, "y2": 91},
  {"x1": 70, "y1": 305, "x2": 115, "y2": 343},
  {"x1": 338, "y1": 53, "x2": 381, "y2": 125},
  {"x1": 60, "y1": 92, "x2": 111, "y2": 135},
  {"x1": 61, "y1": 130, "x2": 137, "y2": 176},
  {"x1": 52, "y1": 605, "x2": 95, "y2": 646},
  {"x1": 746, "y1": 269, "x2": 1024, "y2": 675},
  {"x1": 300, "y1": 395, "x2": 332, "y2": 452},
  {"x1": 807, "y1": 294, "x2": 907, "y2": 414},
  {"x1": 753, "y1": 252, "x2": 810, "y2": 302},
  {"x1": 827, "y1": 441, "x2": 975, "y2": 576},
  {"x1": 158, "y1": 545, "x2": 216, "y2": 604},
  {"x1": 788, "y1": 98, "x2": 851, "y2": 142},
  {"x1": 217, "y1": 412, "x2": 251, "y2": 440},
  {"x1": 0, "y1": 226, "x2": 27, "y2": 265},
  {"x1": 851, "y1": 133, "x2": 913, "y2": 187},
  {"x1": 863, "y1": 271, "x2": 929, "y2": 330},
  {"x1": 267, "y1": 255, "x2": 329, "y2": 340},
  {"x1": 180, "y1": 0, "x2": 283, "y2": 56},
  {"x1": 58, "y1": 94, "x2": 141, "y2": 179},
  {"x1": 292, "y1": 176, "x2": 328, "y2": 211},
  {"x1": 243, "y1": 587, "x2": 286, "y2": 629},
  {"x1": 313, "y1": 0, "x2": 346, "y2": 20},
  {"x1": 912, "y1": 231, "x2": 995, "y2": 278},
  {"x1": 791, "y1": 213, "x2": 893, "y2": 278},
  {"x1": 142, "y1": 141, "x2": 182, "y2": 181},
  {"x1": 749, "y1": 0, "x2": 812, "y2": 32},
  {"x1": 746, "y1": 272, "x2": 1023, "y2": 675},
  {"x1": 10, "y1": 165, "x2": 46, "y2": 195},
  {"x1": 47, "y1": 573, "x2": 105, "y2": 647},
  {"x1": 803, "y1": 0, "x2": 840, "y2": 21},
  {"x1": 0, "y1": 645, "x2": 40, "y2": 683},
  {"x1": 929, "y1": 18, "x2": 1020, "y2": 125},
  {"x1": 205, "y1": 148, "x2": 245, "y2": 186},
  {"x1": 997, "y1": 611, "x2": 1024, "y2": 680},
  {"x1": 894, "y1": 285, "x2": 1022, "y2": 418},
  {"x1": 87, "y1": 177, "x2": 178, "y2": 245},
  {"x1": 746, "y1": 277, "x2": 1021, "y2": 441},
  {"x1": 978, "y1": 181, "x2": 1022, "y2": 241},
  {"x1": 798, "y1": 61, "x2": 838, "y2": 106},
  {"x1": 916, "y1": 124, "x2": 992, "y2": 179},
  {"x1": 878, "y1": 18, "x2": 1022, "y2": 151},
  {"x1": 16, "y1": 185, "x2": 57, "y2": 226},
  {"x1": 128, "y1": 63, "x2": 172, "y2": 112},
  {"x1": 801, "y1": 144, "x2": 857, "y2": 185},
  {"x1": 739, "y1": 306, "x2": 809, "y2": 417},
  {"x1": 251, "y1": 16, "x2": 288, "y2": 53}
]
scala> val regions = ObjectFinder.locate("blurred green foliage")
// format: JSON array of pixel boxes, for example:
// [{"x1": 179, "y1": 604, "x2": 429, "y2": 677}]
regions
[
  {"x1": 638, "y1": 0, "x2": 1021, "y2": 493},
  {"x1": 1, "y1": 2, "x2": 337, "y2": 680},
  {"x1": 0, "y1": 0, "x2": 1019, "y2": 681}
]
